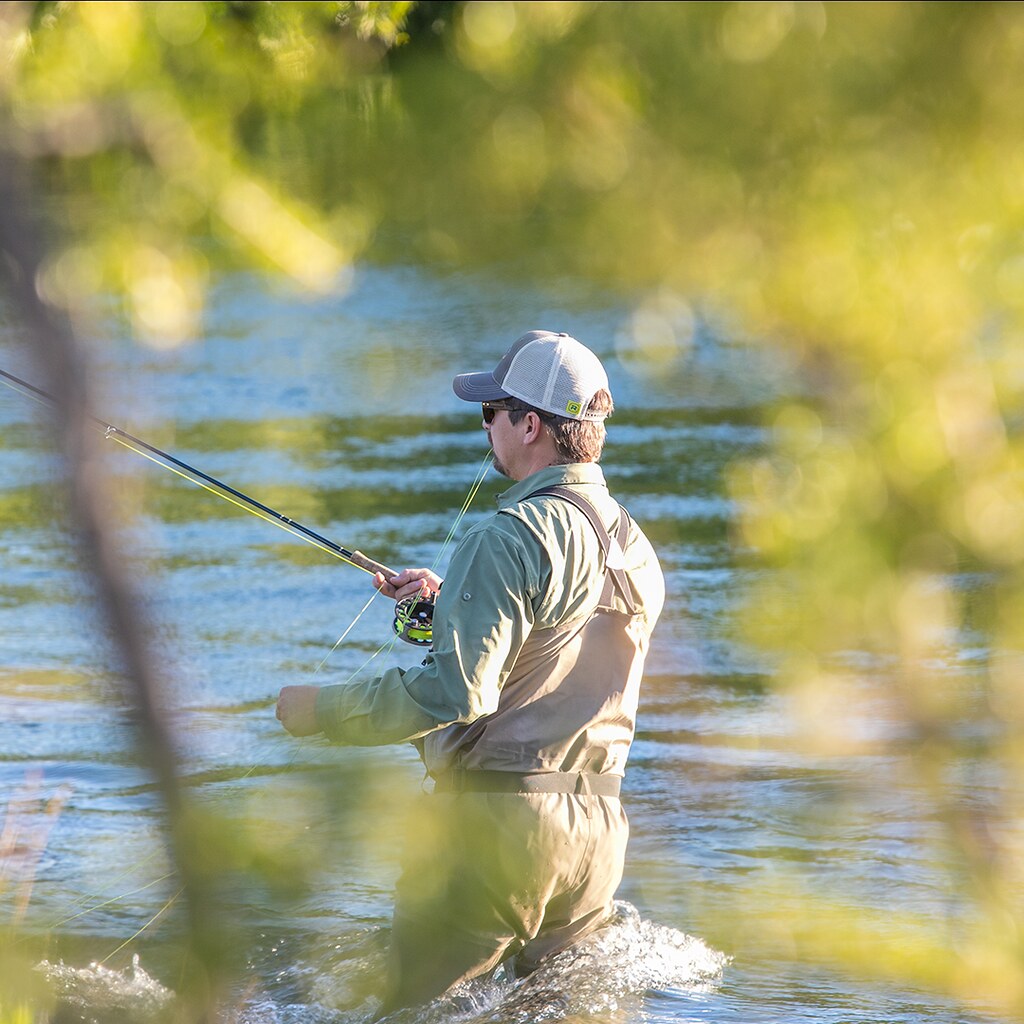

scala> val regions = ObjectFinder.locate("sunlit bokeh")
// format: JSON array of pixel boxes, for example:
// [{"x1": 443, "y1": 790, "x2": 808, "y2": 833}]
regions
[{"x1": 1, "y1": 1, "x2": 1023, "y2": 1020}]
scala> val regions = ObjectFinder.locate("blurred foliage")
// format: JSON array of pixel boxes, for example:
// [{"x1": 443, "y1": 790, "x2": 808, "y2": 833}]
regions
[{"x1": 2, "y1": 0, "x2": 1024, "y2": 1019}]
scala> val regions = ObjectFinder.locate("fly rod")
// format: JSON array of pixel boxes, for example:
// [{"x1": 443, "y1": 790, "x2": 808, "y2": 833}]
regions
[{"x1": 0, "y1": 366, "x2": 436, "y2": 644}]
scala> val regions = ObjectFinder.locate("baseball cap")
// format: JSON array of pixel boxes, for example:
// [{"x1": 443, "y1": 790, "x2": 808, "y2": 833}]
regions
[{"x1": 452, "y1": 331, "x2": 610, "y2": 421}]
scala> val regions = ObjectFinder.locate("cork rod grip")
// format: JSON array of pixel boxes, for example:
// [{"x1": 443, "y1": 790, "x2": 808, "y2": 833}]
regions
[{"x1": 349, "y1": 550, "x2": 397, "y2": 579}]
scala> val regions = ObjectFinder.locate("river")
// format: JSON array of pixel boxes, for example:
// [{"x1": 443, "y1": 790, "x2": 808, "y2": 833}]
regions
[{"x1": 0, "y1": 264, "x2": 1004, "y2": 1023}]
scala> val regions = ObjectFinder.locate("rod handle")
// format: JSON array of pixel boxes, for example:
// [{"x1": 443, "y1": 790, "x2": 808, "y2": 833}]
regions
[{"x1": 349, "y1": 550, "x2": 397, "y2": 579}]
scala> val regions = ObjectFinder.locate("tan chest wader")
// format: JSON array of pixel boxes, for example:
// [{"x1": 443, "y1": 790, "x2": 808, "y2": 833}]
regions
[
  {"x1": 385, "y1": 486, "x2": 651, "y2": 1012},
  {"x1": 429, "y1": 484, "x2": 644, "y2": 791}
]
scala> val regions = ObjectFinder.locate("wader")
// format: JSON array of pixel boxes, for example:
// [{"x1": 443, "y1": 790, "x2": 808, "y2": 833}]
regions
[{"x1": 383, "y1": 487, "x2": 653, "y2": 1012}]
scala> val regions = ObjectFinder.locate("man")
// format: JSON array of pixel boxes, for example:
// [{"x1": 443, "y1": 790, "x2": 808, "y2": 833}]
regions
[{"x1": 276, "y1": 330, "x2": 664, "y2": 1011}]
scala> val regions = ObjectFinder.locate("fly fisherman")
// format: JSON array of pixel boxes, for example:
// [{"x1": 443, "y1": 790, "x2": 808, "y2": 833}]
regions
[{"x1": 276, "y1": 331, "x2": 664, "y2": 1012}]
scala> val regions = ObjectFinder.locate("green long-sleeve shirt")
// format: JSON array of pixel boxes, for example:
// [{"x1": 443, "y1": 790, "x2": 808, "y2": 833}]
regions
[{"x1": 315, "y1": 462, "x2": 645, "y2": 747}]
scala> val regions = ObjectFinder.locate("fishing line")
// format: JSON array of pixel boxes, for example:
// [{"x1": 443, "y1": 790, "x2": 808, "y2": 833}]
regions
[
  {"x1": 3, "y1": 367, "x2": 496, "y2": 958},
  {"x1": 47, "y1": 871, "x2": 177, "y2": 932},
  {"x1": 236, "y1": 452, "x2": 489, "y2": 779},
  {"x1": 0, "y1": 370, "x2": 52, "y2": 414},
  {"x1": 99, "y1": 887, "x2": 183, "y2": 966},
  {"x1": 312, "y1": 588, "x2": 383, "y2": 677},
  {"x1": 337, "y1": 624, "x2": 403, "y2": 683},
  {"x1": 324, "y1": 448, "x2": 493, "y2": 663},
  {"x1": 235, "y1": 592, "x2": 387, "y2": 782},
  {"x1": 236, "y1": 584, "x2": 393, "y2": 783},
  {"x1": 429, "y1": 448, "x2": 493, "y2": 575},
  {"x1": 1, "y1": 367, "x2": 496, "y2": 650},
  {"x1": 0, "y1": 367, "x2": 396, "y2": 581},
  {"x1": 104, "y1": 431, "x2": 371, "y2": 572}
]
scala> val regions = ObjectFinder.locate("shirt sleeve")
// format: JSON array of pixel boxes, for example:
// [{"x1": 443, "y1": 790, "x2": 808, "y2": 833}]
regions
[{"x1": 314, "y1": 514, "x2": 549, "y2": 746}]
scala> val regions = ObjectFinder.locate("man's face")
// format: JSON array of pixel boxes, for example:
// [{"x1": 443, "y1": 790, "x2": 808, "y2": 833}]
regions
[{"x1": 482, "y1": 404, "x2": 516, "y2": 479}]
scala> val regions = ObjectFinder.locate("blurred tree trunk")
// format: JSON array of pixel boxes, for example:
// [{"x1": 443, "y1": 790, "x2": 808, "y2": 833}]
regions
[{"x1": 0, "y1": 146, "x2": 222, "y2": 1018}]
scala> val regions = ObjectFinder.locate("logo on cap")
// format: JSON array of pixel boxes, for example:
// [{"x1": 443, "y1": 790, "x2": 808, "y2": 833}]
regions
[{"x1": 565, "y1": 400, "x2": 583, "y2": 416}]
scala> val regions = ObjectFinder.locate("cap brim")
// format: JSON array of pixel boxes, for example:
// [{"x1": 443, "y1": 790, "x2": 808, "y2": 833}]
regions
[{"x1": 452, "y1": 371, "x2": 511, "y2": 404}]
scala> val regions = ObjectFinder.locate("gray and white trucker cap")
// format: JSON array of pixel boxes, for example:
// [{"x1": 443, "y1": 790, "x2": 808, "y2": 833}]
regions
[{"x1": 452, "y1": 331, "x2": 610, "y2": 421}]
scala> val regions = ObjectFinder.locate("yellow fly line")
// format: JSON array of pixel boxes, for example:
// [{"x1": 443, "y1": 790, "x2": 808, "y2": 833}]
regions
[
  {"x1": 103, "y1": 430, "x2": 369, "y2": 572},
  {"x1": 0, "y1": 367, "x2": 396, "y2": 579},
  {"x1": 2, "y1": 368, "x2": 497, "y2": 958},
  {"x1": 1, "y1": 366, "x2": 494, "y2": 657}
]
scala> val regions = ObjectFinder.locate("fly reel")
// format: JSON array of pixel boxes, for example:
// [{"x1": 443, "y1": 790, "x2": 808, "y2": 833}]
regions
[{"x1": 393, "y1": 591, "x2": 436, "y2": 646}]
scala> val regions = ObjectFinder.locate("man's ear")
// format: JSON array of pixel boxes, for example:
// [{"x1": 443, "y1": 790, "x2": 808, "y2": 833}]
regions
[{"x1": 522, "y1": 411, "x2": 546, "y2": 444}]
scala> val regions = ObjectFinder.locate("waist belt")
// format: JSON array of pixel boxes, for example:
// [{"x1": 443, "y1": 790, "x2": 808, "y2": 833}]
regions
[{"x1": 433, "y1": 769, "x2": 621, "y2": 798}]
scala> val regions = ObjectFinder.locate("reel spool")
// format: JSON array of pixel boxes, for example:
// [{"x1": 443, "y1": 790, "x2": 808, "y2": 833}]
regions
[{"x1": 393, "y1": 591, "x2": 436, "y2": 646}]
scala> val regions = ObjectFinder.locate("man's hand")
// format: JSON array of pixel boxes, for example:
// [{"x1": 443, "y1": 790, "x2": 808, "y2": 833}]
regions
[
  {"x1": 276, "y1": 684, "x2": 321, "y2": 736},
  {"x1": 371, "y1": 567, "x2": 442, "y2": 602}
]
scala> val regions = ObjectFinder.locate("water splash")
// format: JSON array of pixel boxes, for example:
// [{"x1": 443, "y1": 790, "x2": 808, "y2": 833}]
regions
[
  {"x1": 33, "y1": 903, "x2": 726, "y2": 1024},
  {"x1": 38, "y1": 954, "x2": 175, "y2": 1020},
  {"x1": 419, "y1": 901, "x2": 727, "y2": 1024},
  {"x1": 326, "y1": 902, "x2": 727, "y2": 1024}
]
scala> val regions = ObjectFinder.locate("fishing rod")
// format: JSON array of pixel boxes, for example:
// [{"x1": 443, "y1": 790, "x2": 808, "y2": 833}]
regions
[{"x1": 0, "y1": 367, "x2": 435, "y2": 645}]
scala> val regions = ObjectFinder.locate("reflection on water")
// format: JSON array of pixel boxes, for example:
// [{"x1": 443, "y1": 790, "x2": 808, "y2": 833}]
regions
[{"x1": 0, "y1": 264, "x2": 1003, "y2": 1023}]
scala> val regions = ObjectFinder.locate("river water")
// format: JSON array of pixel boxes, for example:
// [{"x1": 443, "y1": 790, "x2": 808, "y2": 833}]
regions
[{"x1": 0, "y1": 265, "x2": 1005, "y2": 1023}]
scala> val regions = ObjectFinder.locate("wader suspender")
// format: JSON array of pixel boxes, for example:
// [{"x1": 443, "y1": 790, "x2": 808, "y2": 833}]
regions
[{"x1": 524, "y1": 485, "x2": 638, "y2": 616}]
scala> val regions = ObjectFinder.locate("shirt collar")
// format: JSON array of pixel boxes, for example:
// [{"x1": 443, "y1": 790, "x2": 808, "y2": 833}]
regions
[{"x1": 495, "y1": 463, "x2": 607, "y2": 509}]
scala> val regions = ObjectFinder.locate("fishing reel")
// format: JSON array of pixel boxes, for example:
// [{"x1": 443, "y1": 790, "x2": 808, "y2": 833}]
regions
[{"x1": 393, "y1": 591, "x2": 436, "y2": 646}]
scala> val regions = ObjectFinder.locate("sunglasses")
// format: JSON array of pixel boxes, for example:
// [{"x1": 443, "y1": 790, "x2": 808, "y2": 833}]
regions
[
  {"x1": 482, "y1": 401, "x2": 557, "y2": 424},
  {"x1": 481, "y1": 401, "x2": 515, "y2": 424}
]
